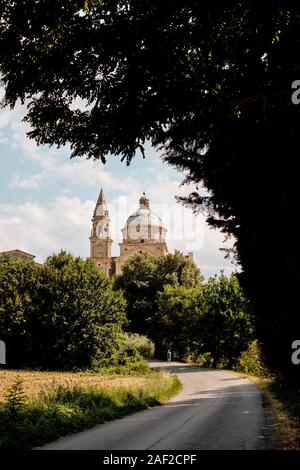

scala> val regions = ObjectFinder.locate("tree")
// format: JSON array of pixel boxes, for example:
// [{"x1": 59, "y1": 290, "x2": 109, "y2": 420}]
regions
[
  {"x1": 155, "y1": 273, "x2": 253, "y2": 366},
  {"x1": 114, "y1": 252, "x2": 157, "y2": 334},
  {"x1": 114, "y1": 251, "x2": 203, "y2": 339},
  {"x1": 198, "y1": 273, "x2": 254, "y2": 367},
  {"x1": 0, "y1": 252, "x2": 126, "y2": 369},
  {"x1": 155, "y1": 251, "x2": 203, "y2": 290},
  {"x1": 34, "y1": 251, "x2": 127, "y2": 368},
  {"x1": 1, "y1": 1, "x2": 299, "y2": 381},
  {"x1": 0, "y1": 254, "x2": 39, "y2": 366},
  {"x1": 155, "y1": 285, "x2": 203, "y2": 360}
]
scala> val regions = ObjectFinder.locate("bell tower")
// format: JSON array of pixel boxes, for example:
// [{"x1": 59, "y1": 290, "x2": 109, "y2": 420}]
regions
[{"x1": 90, "y1": 188, "x2": 112, "y2": 275}]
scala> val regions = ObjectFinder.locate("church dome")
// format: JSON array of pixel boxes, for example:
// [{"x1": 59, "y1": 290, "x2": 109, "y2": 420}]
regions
[{"x1": 122, "y1": 194, "x2": 167, "y2": 241}]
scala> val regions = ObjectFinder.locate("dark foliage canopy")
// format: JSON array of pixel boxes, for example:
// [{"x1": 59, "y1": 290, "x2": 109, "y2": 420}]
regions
[{"x1": 1, "y1": 1, "x2": 300, "y2": 381}]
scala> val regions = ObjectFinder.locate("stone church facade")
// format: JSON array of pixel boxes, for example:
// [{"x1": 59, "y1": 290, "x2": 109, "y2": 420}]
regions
[{"x1": 90, "y1": 189, "x2": 172, "y2": 276}]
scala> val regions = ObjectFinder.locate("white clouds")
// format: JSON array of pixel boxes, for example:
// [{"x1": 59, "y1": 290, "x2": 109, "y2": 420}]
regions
[
  {"x1": 0, "y1": 198, "x2": 94, "y2": 262},
  {"x1": 0, "y1": 109, "x2": 14, "y2": 129},
  {"x1": 61, "y1": 188, "x2": 72, "y2": 195},
  {"x1": 4, "y1": 107, "x2": 141, "y2": 192},
  {"x1": 8, "y1": 174, "x2": 41, "y2": 189},
  {"x1": 49, "y1": 196, "x2": 94, "y2": 227},
  {"x1": 45, "y1": 159, "x2": 138, "y2": 191},
  {"x1": 0, "y1": 135, "x2": 8, "y2": 144},
  {"x1": 7, "y1": 156, "x2": 141, "y2": 192},
  {"x1": 0, "y1": 87, "x2": 5, "y2": 104}
]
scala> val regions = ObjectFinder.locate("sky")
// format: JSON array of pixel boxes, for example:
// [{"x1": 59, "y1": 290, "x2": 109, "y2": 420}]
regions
[{"x1": 0, "y1": 89, "x2": 237, "y2": 279}]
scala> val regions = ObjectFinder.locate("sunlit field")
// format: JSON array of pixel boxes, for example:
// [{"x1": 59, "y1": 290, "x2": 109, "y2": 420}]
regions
[
  {"x1": 0, "y1": 366, "x2": 181, "y2": 450},
  {"x1": 0, "y1": 369, "x2": 150, "y2": 402}
]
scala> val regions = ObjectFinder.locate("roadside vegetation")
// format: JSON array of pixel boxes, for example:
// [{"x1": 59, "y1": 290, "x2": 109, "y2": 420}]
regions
[
  {"x1": 0, "y1": 367, "x2": 181, "y2": 450},
  {"x1": 262, "y1": 380, "x2": 300, "y2": 450},
  {"x1": 232, "y1": 342, "x2": 300, "y2": 450}
]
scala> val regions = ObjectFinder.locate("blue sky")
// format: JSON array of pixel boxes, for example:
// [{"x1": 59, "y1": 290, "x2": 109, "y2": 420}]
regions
[{"x1": 0, "y1": 92, "x2": 236, "y2": 279}]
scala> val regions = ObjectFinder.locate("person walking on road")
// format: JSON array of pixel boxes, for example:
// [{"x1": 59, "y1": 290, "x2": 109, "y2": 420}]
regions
[{"x1": 167, "y1": 349, "x2": 172, "y2": 363}]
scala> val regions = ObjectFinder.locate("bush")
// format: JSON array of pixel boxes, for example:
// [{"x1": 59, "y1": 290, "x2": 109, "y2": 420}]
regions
[
  {"x1": 94, "y1": 346, "x2": 138, "y2": 368},
  {"x1": 0, "y1": 251, "x2": 127, "y2": 369},
  {"x1": 185, "y1": 352, "x2": 214, "y2": 367},
  {"x1": 123, "y1": 333, "x2": 155, "y2": 358},
  {"x1": 236, "y1": 340, "x2": 269, "y2": 377},
  {"x1": 92, "y1": 360, "x2": 151, "y2": 376},
  {"x1": 4, "y1": 379, "x2": 26, "y2": 416}
]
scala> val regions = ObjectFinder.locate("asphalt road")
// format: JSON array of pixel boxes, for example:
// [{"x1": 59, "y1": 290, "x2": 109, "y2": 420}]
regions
[{"x1": 39, "y1": 361, "x2": 274, "y2": 450}]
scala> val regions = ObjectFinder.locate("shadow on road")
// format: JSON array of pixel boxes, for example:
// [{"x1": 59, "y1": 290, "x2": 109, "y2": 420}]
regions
[
  {"x1": 149, "y1": 360, "x2": 217, "y2": 375},
  {"x1": 221, "y1": 377, "x2": 241, "y2": 381}
]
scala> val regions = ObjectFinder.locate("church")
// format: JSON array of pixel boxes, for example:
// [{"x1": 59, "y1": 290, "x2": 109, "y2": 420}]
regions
[{"x1": 90, "y1": 189, "x2": 191, "y2": 276}]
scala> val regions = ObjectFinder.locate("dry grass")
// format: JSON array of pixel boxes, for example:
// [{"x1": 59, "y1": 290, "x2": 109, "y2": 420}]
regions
[
  {"x1": 0, "y1": 369, "x2": 149, "y2": 402},
  {"x1": 221, "y1": 369, "x2": 300, "y2": 450},
  {"x1": 228, "y1": 371, "x2": 300, "y2": 450},
  {"x1": 258, "y1": 380, "x2": 300, "y2": 450},
  {"x1": 0, "y1": 367, "x2": 181, "y2": 449}
]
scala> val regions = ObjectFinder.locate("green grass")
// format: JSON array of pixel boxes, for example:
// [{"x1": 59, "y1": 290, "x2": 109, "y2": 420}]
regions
[
  {"x1": 92, "y1": 359, "x2": 152, "y2": 375},
  {"x1": 0, "y1": 369, "x2": 181, "y2": 450}
]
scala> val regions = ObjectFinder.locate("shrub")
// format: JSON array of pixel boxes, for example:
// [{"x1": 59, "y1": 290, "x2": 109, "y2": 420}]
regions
[
  {"x1": 123, "y1": 333, "x2": 155, "y2": 358},
  {"x1": 4, "y1": 379, "x2": 26, "y2": 416},
  {"x1": 94, "y1": 360, "x2": 151, "y2": 376},
  {"x1": 185, "y1": 352, "x2": 214, "y2": 367},
  {"x1": 236, "y1": 340, "x2": 269, "y2": 377}
]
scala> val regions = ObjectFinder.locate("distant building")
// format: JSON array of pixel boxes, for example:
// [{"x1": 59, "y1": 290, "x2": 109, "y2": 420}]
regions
[
  {"x1": 0, "y1": 249, "x2": 36, "y2": 262},
  {"x1": 90, "y1": 189, "x2": 193, "y2": 276}
]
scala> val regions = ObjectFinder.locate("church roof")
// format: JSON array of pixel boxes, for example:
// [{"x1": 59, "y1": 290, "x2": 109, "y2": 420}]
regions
[
  {"x1": 122, "y1": 194, "x2": 166, "y2": 234},
  {"x1": 94, "y1": 188, "x2": 108, "y2": 217},
  {"x1": 97, "y1": 188, "x2": 106, "y2": 206},
  {"x1": 1, "y1": 249, "x2": 35, "y2": 259},
  {"x1": 125, "y1": 208, "x2": 163, "y2": 229}
]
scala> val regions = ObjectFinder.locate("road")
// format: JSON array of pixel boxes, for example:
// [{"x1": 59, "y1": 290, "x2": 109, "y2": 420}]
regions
[{"x1": 39, "y1": 361, "x2": 274, "y2": 450}]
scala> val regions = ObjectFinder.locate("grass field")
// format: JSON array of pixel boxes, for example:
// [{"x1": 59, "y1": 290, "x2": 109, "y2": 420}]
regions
[
  {"x1": 0, "y1": 365, "x2": 181, "y2": 450},
  {"x1": 0, "y1": 369, "x2": 151, "y2": 401}
]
